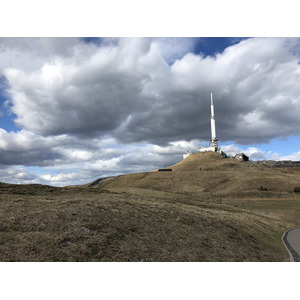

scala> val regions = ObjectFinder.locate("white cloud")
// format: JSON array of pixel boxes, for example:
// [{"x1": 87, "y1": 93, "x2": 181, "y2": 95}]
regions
[
  {"x1": 61, "y1": 149, "x2": 94, "y2": 161},
  {"x1": 220, "y1": 144, "x2": 268, "y2": 160},
  {"x1": 40, "y1": 172, "x2": 79, "y2": 183},
  {"x1": 83, "y1": 157, "x2": 122, "y2": 172},
  {"x1": 2, "y1": 37, "x2": 300, "y2": 145},
  {"x1": 151, "y1": 37, "x2": 197, "y2": 64},
  {"x1": 0, "y1": 165, "x2": 38, "y2": 184},
  {"x1": 0, "y1": 129, "x2": 64, "y2": 165},
  {"x1": 279, "y1": 151, "x2": 300, "y2": 161},
  {"x1": 1, "y1": 37, "x2": 300, "y2": 186},
  {"x1": 0, "y1": 37, "x2": 82, "y2": 71}
]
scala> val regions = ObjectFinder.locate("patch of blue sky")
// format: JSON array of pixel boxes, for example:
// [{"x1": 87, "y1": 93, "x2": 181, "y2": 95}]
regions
[
  {"x1": 21, "y1": 166, "x2": 40, "y2": 173},
  {"x1": 0, "y1": 113, "x2": 18, "y2": 132},
  {"x1": 220, "y1": 140, "x2": 238, "y2": 146},
  {"x1": 194, "y1": 37, "x2": 250, "y2": 57},
  {"x1": 249, "y1": 135, "x2": 300, "y2": 157},
  {"x1": 81, "y1": 37, "x2": 119, "y2": 48},
  {"x1": 23, "y1": 166, "x2": 51, "y2": 176},
  {"x1": 81, "y1": 37, "x2": 102, "y2": 45},
  {"x1": 24, "y1": 166, "x2": 80, "y2": 176},
  {"x1": 220, "y1": 135, "x2": 300, "y2": 159},
  {"x1": 0, "y1": 75, "x2": 19, "y2": 132}
]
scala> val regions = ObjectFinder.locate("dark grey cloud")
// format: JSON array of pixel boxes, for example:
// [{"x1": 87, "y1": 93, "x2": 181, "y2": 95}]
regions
[
  {"x1": 2, "y1": 37, "x2": 300, "y2": 147},
  {"x1": 0, "y1": 149, "x2": 61, "y2": 166},
  {"x1": 0, "y1": 129, "x2": 64, "y2": 166},
  {"x1": 0, "y1": 38, "x2": 82, "y2": 72},
  {"x1": 115, "y1": 38, "x2": 300, "y2": 145},
  {"x1": 3, "y1": 37, "x2": 300, "y2": 146},
  {"x1": 0, "y1": 164, "x2": 38, "y2": 183},
  {"x1": 1, "y1": 37, "x2": 300, "y2": 186},
  {"x1": 3, "y1": 39, "x2": 153, "y2": 137}
]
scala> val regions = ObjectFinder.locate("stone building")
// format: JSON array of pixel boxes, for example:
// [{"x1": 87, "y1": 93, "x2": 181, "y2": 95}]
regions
[{"x1": 234, "y1": 153, "x2": 249, "y2": 161}]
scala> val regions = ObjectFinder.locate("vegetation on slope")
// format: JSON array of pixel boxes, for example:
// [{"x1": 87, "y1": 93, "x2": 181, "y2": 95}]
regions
[
  {"x1": 1, "y1": 152, "x2": 300, "y2": 261},
  {"x1": 99, "y1": 152, "x2": 300, "y2": 199},
  {"x1": 0, "y1": 181, "x2": 299, "y2": 261}
]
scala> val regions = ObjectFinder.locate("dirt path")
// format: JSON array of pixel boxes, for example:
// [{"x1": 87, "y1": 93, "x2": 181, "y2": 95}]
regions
[{"x1": 282, "y1": 227, "x2": 300, "y2": 262}]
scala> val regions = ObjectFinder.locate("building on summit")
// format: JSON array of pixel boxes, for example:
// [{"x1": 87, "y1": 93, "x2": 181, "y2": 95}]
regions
[{"x1": 234, "y1": 153, "x2": 249, "y2": 161}]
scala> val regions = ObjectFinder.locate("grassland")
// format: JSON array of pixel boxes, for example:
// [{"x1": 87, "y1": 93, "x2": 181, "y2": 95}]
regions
[{"x1": 1, "y1": 152, "x2": 300, "y2": 261}]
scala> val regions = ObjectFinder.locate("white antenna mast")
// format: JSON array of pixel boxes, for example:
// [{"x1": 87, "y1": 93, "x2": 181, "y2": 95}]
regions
[{"x1": 209, "y1": 92, "x2": 218, "y2": 149}]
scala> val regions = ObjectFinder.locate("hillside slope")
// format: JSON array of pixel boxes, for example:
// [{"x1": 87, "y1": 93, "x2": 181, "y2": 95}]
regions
[
  {"x1": 1, "y1": 153, "x2": 300, "y2": 261},
  {"x1": 0, "y1": 182, "x2": 292, "y2": 262},
  {"x1": 95, "y1": 152, "x2": 300, "y2": 199}
]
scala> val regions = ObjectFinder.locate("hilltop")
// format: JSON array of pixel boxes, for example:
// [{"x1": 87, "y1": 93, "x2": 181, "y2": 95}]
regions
[
  {"x1": 1, "y1": 152, "x2": 300, "y2": 262},
  {"x1": 92, "y1": 152, "x2": 300, "y2": 199}
]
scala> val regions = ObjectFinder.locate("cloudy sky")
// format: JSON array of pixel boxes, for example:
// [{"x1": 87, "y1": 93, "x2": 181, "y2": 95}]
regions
[{"x1": 0, "y1": 37, "x2": 300, "y2": 186}]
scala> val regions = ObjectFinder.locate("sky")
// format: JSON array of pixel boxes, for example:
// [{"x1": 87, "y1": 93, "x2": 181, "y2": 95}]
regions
[
  {"x1": 1, "y1": 2, "x2": 299, "y2": 298},
  {"x1": 0, "y1": 37, "x2": 300, "y2": 186}
]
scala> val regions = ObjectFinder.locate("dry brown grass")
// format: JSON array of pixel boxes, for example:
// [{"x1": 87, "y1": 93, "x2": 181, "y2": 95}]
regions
[
  {"x1": 100, "y1": 152, "x2": 300, "y2": 199},
  {"x1": 1, "y1": 152, "x2": 300, "y2": 262}
]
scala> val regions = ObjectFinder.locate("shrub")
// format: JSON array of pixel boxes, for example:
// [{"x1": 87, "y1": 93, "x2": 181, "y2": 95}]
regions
[
  {"x1": 260, "y1": 186, "x2": 268, "y2": 191},
  {"x1": 294, "y1": 187, "x2": 300, "y2": 193}
]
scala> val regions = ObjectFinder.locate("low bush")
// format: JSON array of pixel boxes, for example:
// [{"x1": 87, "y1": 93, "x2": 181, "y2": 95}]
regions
[{"x1": 294, "y1": 187, "x2": 300, "y2": 193}]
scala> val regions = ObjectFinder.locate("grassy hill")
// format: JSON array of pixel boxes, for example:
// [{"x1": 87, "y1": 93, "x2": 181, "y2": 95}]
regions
[
  {"x1": 1, "y1": 152, "x2": 300, "y2": 262},
  {"x1": 97, "y1": 152, "x2": 300, "y2": 198}
]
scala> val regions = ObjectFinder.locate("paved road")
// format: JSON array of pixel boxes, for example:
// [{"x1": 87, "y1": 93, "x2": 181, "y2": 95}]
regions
[{"x1": 282, "y1": 227, "x2": 300, "y2": 262}]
